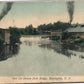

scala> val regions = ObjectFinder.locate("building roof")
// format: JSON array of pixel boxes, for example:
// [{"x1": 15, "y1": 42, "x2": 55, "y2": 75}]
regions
[{"x1": 64, "y1": 26, "x2": 84, "y2": 33}]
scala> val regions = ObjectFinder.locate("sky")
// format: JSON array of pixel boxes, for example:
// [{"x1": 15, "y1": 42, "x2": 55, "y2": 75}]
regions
[{"x1": 0, "y1": 0, "x2": 84, "y2": 28}]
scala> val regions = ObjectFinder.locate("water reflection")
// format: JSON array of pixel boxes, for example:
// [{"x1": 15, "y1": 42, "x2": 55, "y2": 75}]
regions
[
  {"x1": 24, "y1": 41, "x2": 32, "y2": 46},
  {"x1": 38, "y1": 40, "x2": 84, "y2": 59},
  {"x1": 1, "y1": 36, "x2": 84, "y2": 62},
  {"x1": 22, "y1": 36, "x2": 84, "y2": 59},
  {"x1": 21, "y1": 36, "x2": 84, "y2": 59},
  {"x1": 0, "y1": 45, "x2": 20, "y2": 61}
]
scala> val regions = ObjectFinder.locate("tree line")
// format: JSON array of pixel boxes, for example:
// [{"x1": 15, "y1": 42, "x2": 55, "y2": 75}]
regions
[
  {"x1": 9, "y1": 24, "x2": 39, "y2": 45},
  {"x1": 0, "y1": 21, "x2": 70, "y2": 45},
  {"x1": 37, "y1": 21, "x2": 70, "y2": 32}
]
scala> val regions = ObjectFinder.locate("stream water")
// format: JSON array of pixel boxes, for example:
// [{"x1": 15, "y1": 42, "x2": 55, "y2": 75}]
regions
[{"x1": 0, "y1": 36, "x2": 84, "y2": 76}]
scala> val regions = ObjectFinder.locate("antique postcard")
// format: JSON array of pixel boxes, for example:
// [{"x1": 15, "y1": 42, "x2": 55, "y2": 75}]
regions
[{"x1": 0, "y1": 0, "x2": 84, "y2": 83}]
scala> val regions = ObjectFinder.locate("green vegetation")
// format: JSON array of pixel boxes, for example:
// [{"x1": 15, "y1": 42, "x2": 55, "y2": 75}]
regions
[
  {"x1": 0, "y1": 37, "x2": 4, "y2": 46},
  {"x1": 9, "y1": 27, "x2": 21, "y2": 45},
  {"x1": 38, "y1": 21, "x2": 69, "y2": 33},
  {"x1": 9, "y1": 25, "x2": 39, "y2": 45},
  {"x1": 10, "y1": 24, "x2": 39, "y2": 36},
  {"x1": 79, "y1": 42, "x2": 84, "y2": 46},
  {"x1": 8, "y1": 21, "x2": 70, "y2": 44},
  {"x1": 61, "y1": 32, "x2": 72, "y2": 40},
  {"x1": 23, "y1": 25, "x2": 39, "y2": 35},
  {"x1": 74, "y1": 38, "x2": 84, "y2": 45}
]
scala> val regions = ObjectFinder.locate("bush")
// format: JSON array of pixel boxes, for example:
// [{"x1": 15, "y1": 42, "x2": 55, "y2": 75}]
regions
[
  {"x1": 74, "y1": 38, "x2": 84, "y2": 44},
  {"x1": 61, "y1": 32, "x2": 72, "y2": 40},
  {"x1": 0, "y1": 37, "x2": 4, "y2": 46},
  {"x1": 9, "y1": 27, "x2": 21, "y2": 45}
]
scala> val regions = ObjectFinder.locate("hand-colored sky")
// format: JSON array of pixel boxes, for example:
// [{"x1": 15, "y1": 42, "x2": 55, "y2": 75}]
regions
[{"x1": 0, "y1": 1, "x2": 84, "y2": 28}]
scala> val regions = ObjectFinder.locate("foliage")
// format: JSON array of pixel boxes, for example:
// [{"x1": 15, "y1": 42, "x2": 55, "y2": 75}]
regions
[
  {"x1": 8, "y1": 21, "x2": 71, "y2": 44},
  {"x1": 9, "y1": 27, "x2": 21, "y2": 45},
  {"x1": 74, "y1": 38, "x2": 84, "y2": 46},
  {"x1": 9, "y1": 25, "x2": 39, "y2": 44},
  {"x1": 19, "y1": 25, "x2": 39, "y2": 35},
  {"x1": 61, "y1": 32, "x2": 72, "y2": 40},
  {"x1": 24, "y1": 25, "x2": 39, "y2": 35},
  {"x1": 75, "y1": 38, "x2": 84, "y2": 44},
  {"x1": 0, "y1": 37, "x2": 4, "y2": 46},
  {"x1": 37, "y1": 21, "x2": 69, "y2": 32}
]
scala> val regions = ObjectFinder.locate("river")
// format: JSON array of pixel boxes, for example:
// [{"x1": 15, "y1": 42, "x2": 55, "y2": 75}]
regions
[{"x1": 0, "y1": 36, "x2": 84, "y2": 76}]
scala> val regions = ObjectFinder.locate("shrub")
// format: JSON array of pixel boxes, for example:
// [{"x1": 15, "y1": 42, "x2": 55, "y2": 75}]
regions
[
  {"x1": 61, "y1": 32, "x2": 72, "y2": 40},
  {"x1": 0, "y1": 37, "x2": 4, "y2": 46}
]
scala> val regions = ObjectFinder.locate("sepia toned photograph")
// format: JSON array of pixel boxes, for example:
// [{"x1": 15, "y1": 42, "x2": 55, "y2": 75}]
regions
[{"x1": 0, "y1": 0, "x2": 84, "y2": 83}]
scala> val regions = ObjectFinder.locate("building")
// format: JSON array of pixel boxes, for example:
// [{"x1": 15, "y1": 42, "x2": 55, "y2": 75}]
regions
[
  {"x1": 0, "y1": 29, "x2": 10, "y2": 44},
  {"x1": 51, "y1": 29, "x2": 62, "y2": 40},
  {"x1": 64, "y1": 26, "x2": 84, "y2": 39},
  {"x1": 50, "y1": 25, "x2": 84, "y2": 41},
  {"x1": 51, "y1": 31, "x2": 62, "y2": 37}
]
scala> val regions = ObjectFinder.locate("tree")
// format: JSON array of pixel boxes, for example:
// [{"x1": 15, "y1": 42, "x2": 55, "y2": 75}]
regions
[
  {"x1": 0, "y1": 37, "x2": 4, "y2": 47},
  {"x1": 25, "y1": 24, "x2": 34, "y2": 35},
  {"x1": 61, "y1": 32, "x2": 72, "y2": 40},
  {"x1": 9, "y1": 27, "x2": 21, "y2": 45},
  {"x1": 37, "y1": 21, "x2": 69, "y2": 33}
]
